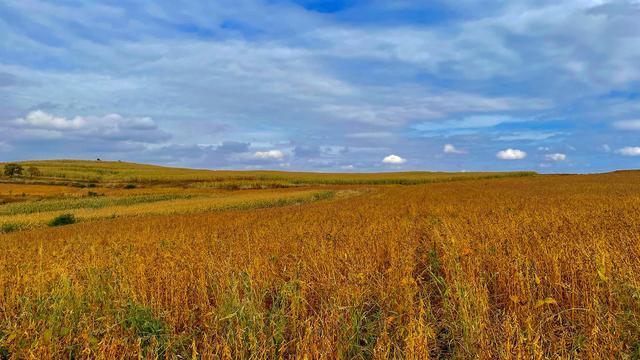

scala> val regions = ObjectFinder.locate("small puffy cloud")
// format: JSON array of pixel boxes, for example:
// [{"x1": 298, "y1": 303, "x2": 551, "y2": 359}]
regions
[
  {"x1": 617, "y1": 147, "x2": 640, "y2": 156},
  {"x1": 601, "y1": 144, "x2": 611, "y2": 152},
  {"x1": 545, "y1": 153, "x2": 566, "y2": 161},
  {"x1": 253, "y1": 150, "x2": 285, "y2": 160},
  {"x1": 613, "y1": 120, "x2": 640, "y2": 130},
  {"x1": 443, "y1": 144, "x2": 465, "y2": 154},
  {"x1": 496, "y1": 148, "x2": 527, "y2": 160},
  {"x1": 382, "y1": 154, "x2": 406, "y2": 164}
]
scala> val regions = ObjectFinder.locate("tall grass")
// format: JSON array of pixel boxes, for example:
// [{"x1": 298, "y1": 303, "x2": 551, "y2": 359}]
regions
[
  {"x1": 0, "y1": 194, "x2": 192, "y2": 215},
  {"x1": 0, "y1": 190, "x2": 338, "y2": 232},
  {"x1": 0, "y1": 173, "x2": 638, "y2": 357}
]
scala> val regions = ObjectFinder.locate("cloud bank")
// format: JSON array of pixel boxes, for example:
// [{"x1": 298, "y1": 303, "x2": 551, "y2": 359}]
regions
[{"x1": 1, "y1": 0, "x2": 639, "y2": 172}]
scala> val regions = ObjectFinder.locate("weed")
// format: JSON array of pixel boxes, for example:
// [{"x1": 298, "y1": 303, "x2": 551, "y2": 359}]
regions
[
  {"x1": 48, "y1": 213, "x2": 76, "y2": 227},
  {"x1": 122, "y1": 302, "x2": 168, "y2": 356},
  {"x1": 1, "y1": 223, "x2": 21, "y2": 233}
]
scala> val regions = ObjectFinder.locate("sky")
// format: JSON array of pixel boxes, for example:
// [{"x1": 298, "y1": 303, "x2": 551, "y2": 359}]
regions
[{"x1": 1, "y1": 0, "x2": 639, "y2": 173}]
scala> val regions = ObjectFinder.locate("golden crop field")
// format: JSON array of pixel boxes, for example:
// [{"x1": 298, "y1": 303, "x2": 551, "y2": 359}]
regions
[
  {"x1": 1, "y1": 160, "x2": 534, "y2": 186},
  {"x1": 0, "y1": 161, "x2": 639, "y2": 359}
]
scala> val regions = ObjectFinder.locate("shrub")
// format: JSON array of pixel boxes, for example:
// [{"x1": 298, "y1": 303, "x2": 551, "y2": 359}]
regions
[
  {"x1": 1, "y1": 223, "x2": 21, "y2": 233},
  {"x1": 124, "y1": 184, "x2": 137, "y2": 189},
  {"x1": 48, "y1": 214, "x2": 76, "y2": 227},
  {"x1": 26, "y1": 166, "x2": 41, "y2": 177},
  {"x1": 3, "y1": 163, "x2": 23, "y2": 177}
]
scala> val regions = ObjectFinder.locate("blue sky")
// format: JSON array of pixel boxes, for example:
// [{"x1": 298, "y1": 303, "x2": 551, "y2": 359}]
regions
[{"x1": 1, "y1": 0, "x2": 639, "y2": 173}]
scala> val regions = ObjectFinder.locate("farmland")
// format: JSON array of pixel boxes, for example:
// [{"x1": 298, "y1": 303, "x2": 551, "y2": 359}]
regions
[{"x1": 0, "y1": 161, "x2": 639, "y2": 358}]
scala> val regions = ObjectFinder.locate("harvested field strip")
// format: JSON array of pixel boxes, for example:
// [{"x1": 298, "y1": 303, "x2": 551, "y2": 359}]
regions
[
  {"x1": 0, "y1": 194, "x2": 195, "y2": 216},
  {"x1": 0, "y1": 190, "x2": 337, "y2": 232}
]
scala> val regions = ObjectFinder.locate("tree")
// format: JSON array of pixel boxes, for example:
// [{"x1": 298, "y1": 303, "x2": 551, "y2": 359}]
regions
[
  {"x1": 26, "y1": 166, "x2": 41, "y2": 177},
  {"x1": 3, "y1": 163, "x2": 23, "y2": 177}
]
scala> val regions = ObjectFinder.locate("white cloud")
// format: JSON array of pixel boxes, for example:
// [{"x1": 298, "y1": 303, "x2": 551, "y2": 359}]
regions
[
  {"x1": 415, "y1": 115, "x2": 516, "y2": 132},
  {"x1": 617, "y1": 147, "x2": 640, "y2": 156},
  {"x1": 497, "y1": 131, "x2": 561, "y2": 141},
  {"x1": 601, "y1": 144, "x2": 611, "y2": 152},
  {"x1": 8, "y1": 110, "x2": 167, "y2": 143},
  {"x1": 382, "y1": 154, "x2": 406, "y2": 164},
  {"x1": 14, "y1": 110, "x2": 86, "y2": 130},
  {"x1": 253, "y1": 150, "x2": 285, "y2": 160},
  {"x1": 545, "y1": 153, "x2": 567, "y2": 161},
  {"x1": 316, "y1": 2, "x2": 640, "y2": 90},
  {"x1": 443, "y1": 144, "x2": 465, "y2": 154},
  {"x1": 496, "y1": 148, "x2": 527, "y2": 160},
  {"x1": 613, "y1": 120, "x2": 640, "y2": 130}
]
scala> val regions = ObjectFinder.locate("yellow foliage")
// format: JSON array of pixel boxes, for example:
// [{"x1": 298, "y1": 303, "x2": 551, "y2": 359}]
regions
[{"x1": 0, "y1": 164, "x2": 639, "y2": 358}]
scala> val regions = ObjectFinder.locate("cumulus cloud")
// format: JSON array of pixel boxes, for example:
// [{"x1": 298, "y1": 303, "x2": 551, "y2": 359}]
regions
[
  {"x1": 613, "y1": 120, "x2": 640, "y2": 130},
  {"x1": 253, "y1": 150, "x2": 285, "y2": 160},
  {"x1": 617, "y1": 147, "x2": 640, "y2": 156},
  {"x1": 8, "y1": 110, "x2": 169, "y2": 143},
  {"x1": 382, "y1": 154, "x2": 406, "y2": 164},
  {"x1": 14, "y1": 110, "x2": 86, "y2": 130},
  {"x1": 443, "y1": 144, "x2": 465, "y2": 154},
  {"x1": 496, "y1": 148, "x2": 526, "y2": 160},
  {"x1": 545, "y1": 153, "x2": 567, "y2": 161}
]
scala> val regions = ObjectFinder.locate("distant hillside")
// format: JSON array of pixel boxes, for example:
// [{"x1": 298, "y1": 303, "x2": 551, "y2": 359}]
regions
[{"x1": 0, "y1": 159, "x2": 536, "y2": 187}]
